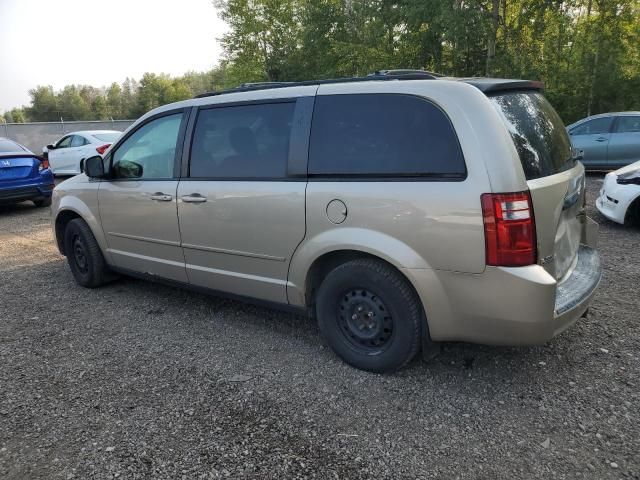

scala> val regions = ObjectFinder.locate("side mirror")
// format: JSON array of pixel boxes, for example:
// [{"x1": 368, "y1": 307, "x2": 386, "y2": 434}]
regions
[
  {"x1": 46, "y1": 143, "x2": 55, "y2": 150},
  {"x1": 84, "y1": 155, "x2": 105, "y2": 178},
  {"x1": 571, "y1": 148, "x2": 584, "y2": 161}
]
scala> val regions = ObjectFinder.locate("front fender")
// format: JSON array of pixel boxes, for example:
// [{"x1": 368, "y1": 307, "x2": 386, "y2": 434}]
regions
[
  {"x1": 286, "y1": 227, "x2": 432, "y2": 306},
  {"x1": 53, "y1": 187, "x2": 111, "y2": 264}
]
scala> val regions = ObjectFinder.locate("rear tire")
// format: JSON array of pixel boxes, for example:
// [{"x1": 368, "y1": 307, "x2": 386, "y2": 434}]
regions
[
  {"x1": 316, "y1": 259, "x2": 422, "y2": 373},
  {"x1": 33, "y1": 197, "x2": 52, "y2": 207},
  {"x1": 63, "y1": 218, "x2": 112, "y2": 288}
]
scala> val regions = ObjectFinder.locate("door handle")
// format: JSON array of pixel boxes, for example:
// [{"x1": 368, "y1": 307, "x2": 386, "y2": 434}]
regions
[
  {"x1": 181, "y1": 193, "x2": 207, "y2": 203},
  {"x1": 150, "y1": 192, "x2": 173, "y2": 202},
  {"x1": 595, "y1": 137, "x2": 608, "y2": 142}
]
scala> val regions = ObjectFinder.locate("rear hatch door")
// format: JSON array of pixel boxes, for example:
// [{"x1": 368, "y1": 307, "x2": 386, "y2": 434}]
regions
[{"x1": 489, "y1": 91, "x2": 584, "y2": 280}]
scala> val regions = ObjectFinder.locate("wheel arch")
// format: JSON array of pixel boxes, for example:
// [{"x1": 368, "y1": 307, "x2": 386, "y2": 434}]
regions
[
  {"x1": 624, "y1": 193, "x2": 640, "y2": 226},
  {"x1": 287, "y1": 228, "x2": 432, "y2": 307},
  {"x1": 54, "y1": 197, "x2": 109, "y2": 260},
  {"x1": 54, "y1": 209, "x2": 82, "y2": 255}
]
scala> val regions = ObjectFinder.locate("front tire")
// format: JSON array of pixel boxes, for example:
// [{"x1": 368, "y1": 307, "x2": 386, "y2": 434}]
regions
[
  {"x1": 626, "y1": 198, "x2": 640, "y2": 227},
  {"x1": 63, "y1": 218, "x2": 112, "y2": 288},
  {"x1": 316, "y1": 259, "x2": 422, "y2": 373}
]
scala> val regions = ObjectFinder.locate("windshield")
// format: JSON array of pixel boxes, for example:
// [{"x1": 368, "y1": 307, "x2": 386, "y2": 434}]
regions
[
  {"x1": 93, "y1": 133, "x2": 121, "y2": 142},
  {"x1": 490, "y1": 92, "x2": 574, "y2": 180}
]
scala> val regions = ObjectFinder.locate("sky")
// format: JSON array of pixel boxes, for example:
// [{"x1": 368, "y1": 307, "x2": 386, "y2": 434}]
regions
[{"x1": 0, "y1": 0, "x2": 228, "y2": 112}]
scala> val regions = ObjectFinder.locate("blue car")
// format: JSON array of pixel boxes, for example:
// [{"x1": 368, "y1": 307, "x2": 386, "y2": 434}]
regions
[
  {"x1": 0, "y1": 138, "x2": 54, "y2": 207},
  {"x1": 567, "y1": 112, "x2": 640, "y2": 170}
]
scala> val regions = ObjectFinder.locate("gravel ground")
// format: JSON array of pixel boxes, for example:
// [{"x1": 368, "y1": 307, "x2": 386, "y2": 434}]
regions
[{"x1": 0, "y1": 175, "x2": 638, "y2": 479}]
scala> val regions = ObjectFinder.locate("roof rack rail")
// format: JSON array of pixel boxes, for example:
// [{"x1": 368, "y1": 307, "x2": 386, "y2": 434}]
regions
[
  {"x1": 193, "y1": 70, "x2": 443, "y2": 99},
  {"x1": 368, "y1": 69, "x2": 443, "y2": 78}
]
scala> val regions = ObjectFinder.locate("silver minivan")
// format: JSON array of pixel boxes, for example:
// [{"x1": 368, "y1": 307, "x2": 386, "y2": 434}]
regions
[{"x1": 51, "y1": 71, "x2": 602, "y2": 372}]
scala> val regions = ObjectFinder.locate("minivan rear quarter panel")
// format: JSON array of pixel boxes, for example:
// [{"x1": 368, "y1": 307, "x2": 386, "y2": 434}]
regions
[{"x1": 288, "y1": 81, "x2": 519, "y2": 306}]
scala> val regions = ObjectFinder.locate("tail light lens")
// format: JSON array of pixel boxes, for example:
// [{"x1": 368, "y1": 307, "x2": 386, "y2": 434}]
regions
[
  {"x1": 481, "y1": 191, "x2": 537, "y2": 267},
  {"x1": 96, "y1": 144, "x2": 111, "y2": 155},
  {"x1": 37, "y1": 156, "x2": 50, "y2": 171}
]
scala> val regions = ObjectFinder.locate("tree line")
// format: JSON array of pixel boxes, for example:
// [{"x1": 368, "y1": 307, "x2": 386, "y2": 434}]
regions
[{"x1": 2, "y1": 0, "x2": 638, "y2": 125}]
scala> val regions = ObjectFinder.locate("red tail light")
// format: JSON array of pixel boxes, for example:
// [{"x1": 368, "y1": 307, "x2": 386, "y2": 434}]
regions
[
  {"x1": 96, "y1": 144, "x2": 111, "y2": 155},
  {"x1": 37, "y1": 156, "x2": 50, "y2": 170},
  {"x1": 481, "y1": 191, "x2": 537, "y2": 267}
]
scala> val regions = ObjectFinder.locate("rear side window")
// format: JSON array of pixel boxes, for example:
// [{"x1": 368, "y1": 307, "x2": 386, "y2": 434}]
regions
[
  {"x1": 490, "y1": 92, "x2": 574, "y2": 180},
  {"x1": 308, "y1": 94, "x2": 466, "y2": 177},
  {"x1": 571, "y1": 117, "x2": 612, "y2": 135},
  {"x1": 616, "y1": 116, "x2": 640, "y2": 133},
  {"x1": 190, "y1": 102, "x2": 295, "y2": 178},
  {"x1": 71, "y1": 135, "x2": 87, "y2": 147}
]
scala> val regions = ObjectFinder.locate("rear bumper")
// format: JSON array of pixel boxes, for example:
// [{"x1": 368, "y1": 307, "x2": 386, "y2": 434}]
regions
[
  {"x1": 0, "y1": 183, "x2": 55, "y2": 204},
  {"x1": 405, "y1": 220, "x2": 601, "y2": 345}
]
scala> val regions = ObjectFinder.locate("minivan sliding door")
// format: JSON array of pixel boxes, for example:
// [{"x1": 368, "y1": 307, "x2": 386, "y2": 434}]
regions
[{"x1": 177, "y1": 98, "x2": 311, "y2": 303}]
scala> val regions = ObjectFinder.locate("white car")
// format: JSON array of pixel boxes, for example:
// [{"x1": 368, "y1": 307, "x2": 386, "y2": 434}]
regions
[
  {"x1": 596, "y1": 159, "x2": 640, "y2": 225},
  {"x1": 45, "y1": 130, "x2": 121, "y2": 175}
]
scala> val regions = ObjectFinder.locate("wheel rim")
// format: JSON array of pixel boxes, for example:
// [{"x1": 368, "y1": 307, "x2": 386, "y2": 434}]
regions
[
  {"x1": 337, "y1": 288, "x2": 393, "y2": 352},
  {"x1": 72, "y1": 235, "x2": 89, "y2": 274}
]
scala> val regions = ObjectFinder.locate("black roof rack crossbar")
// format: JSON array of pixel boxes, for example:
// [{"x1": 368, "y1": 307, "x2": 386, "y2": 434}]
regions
[{"x1": 194, "y1": 71, "x2": 441, "y2": 98}]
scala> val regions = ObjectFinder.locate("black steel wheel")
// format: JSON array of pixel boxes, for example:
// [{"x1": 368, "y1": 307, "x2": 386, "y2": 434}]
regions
[
  {"x1": 316, "y1": 258, "x2": 422, "y2": 373},
  {"x1": 337, "y1": 288, "x2": 394, "y2": 352}
]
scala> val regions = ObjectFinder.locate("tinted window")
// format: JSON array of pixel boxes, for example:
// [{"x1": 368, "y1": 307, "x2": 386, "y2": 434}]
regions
[
  {"x1": 111, "y1": 113, "x2": 183, "y2": 179},
  {"x1": 490, "y1": 92, "x2": 574, "y2": 180},
  {"x1": 71, "y1": 135, "x2": 87, "y2": 147},
  {"x1": 190, "y1": 102, "x2": 295, "y2": 178},
  {"x1": 571, "y1": 117, "x2": 613, "y2": 135},
  {"x1": 57, "y1": 136, "x2": 72, "y2": 148},
  {"x1": 0, "y1": 140, "x2": 25, "y2": 153},
  {"x1": 94, "y1": 133, "x2": 121, "y2": 142},
  {"x1": 308, "y1": 94, "x2": 465, "y2": 177},
  {"x1": 616, "y1": 116, "x2": 640, "y2": 133}
]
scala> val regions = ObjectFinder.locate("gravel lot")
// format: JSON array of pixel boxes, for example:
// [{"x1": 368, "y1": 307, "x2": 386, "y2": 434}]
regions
[{"x1": 0, "y1": 175, "x2": 638, "y2": 479}]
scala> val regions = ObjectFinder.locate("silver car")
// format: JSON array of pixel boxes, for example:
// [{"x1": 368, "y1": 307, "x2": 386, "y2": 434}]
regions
[
  {"x1": 51, "y1": 72, "x2": 602, "y2": 372},
  {"x1": 568, "y1": 112, "x2": 640, "y2": 170}
]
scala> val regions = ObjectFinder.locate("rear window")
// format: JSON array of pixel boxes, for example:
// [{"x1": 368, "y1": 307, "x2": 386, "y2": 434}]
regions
[
  {"x1": 190, "y1": 102, "x2": 295, "y2": 179},
  {"x1": 93, "y1": 133, "x2": 121, "y2": 142},
  {"x1": 490, "y1": 92, "x2": 574, "y2": 180},
  {"x1": 0, "y1": 140, "x2": 26, "y2": 153},
  {"x1": 308, "y1": 94, "x2": 466, "y2": 177}
]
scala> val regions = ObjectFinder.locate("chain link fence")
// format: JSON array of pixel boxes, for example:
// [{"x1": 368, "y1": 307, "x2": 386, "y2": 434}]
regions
[{"x1": 1, "y1": 120, "x2": 136, "y2": 153}]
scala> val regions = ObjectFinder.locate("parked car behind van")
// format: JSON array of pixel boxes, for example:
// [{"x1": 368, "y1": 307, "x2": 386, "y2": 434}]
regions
[
  {"x1": 0, "y1": 138, "x2": 54, "y2": 207},
  {"x1": 596, "y1": 159, "x2": 640, "y2": 225},
  {"x1": 51, "y1": 71, "x2": 601, "y2": 372},
  {"x1": 567, "y1": 112, "x2": 640, "y2": 170},
  {"x1": 45, "y1": 130, "x2": 121, "y2": 176}
]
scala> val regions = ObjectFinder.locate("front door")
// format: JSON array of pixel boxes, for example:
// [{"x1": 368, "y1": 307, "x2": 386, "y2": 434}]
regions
[
  {"x1": 177, "y1": 101, "x2": 307, "y2": 303},
  {"x1": 49, "y1": 135, "x2": 73, "y2": 174},
  {"x1": 607, "y1": 115, "x2": 640, "y2": 168},
  {"x1": 569, "y1": 116, "x2": 613, "y2": 169},
  {"x1": 98, "y1": 111, "x2": 189, "y2": 282}
]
